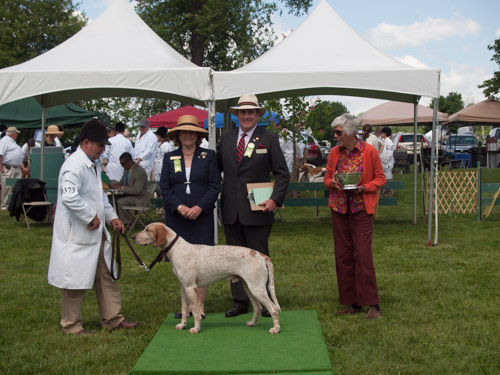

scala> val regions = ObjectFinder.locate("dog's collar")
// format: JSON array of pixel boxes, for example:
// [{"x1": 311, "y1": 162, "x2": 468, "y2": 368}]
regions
[{"x1": 163, "y1": 234, "x2": 180, "y2": 254}]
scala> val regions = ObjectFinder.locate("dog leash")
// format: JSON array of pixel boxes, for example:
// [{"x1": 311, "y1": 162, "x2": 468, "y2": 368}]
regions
[{"x1": 111, "y1": 227, "x2": 180, "y2": 280}]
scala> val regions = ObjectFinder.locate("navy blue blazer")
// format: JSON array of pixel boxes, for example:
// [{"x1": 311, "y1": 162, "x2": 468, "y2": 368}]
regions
[{"x1": 160, "y1": 147, "x2": 220, "y2": 213}]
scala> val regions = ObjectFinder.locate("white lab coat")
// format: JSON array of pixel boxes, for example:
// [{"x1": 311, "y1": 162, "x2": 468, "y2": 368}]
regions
[
  {"x1": 133, "y1": 129, "x2": 158, "y2": 179},
  {"x1": 48, "y1": 147, "x2": 118, "y2": 289},
  {"x1": 102, "y1": 133, "x2": 134, "y2": 181}
]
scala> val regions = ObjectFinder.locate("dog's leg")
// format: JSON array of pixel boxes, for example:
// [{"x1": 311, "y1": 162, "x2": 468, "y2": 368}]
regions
[
  {"x1": 242, "y1": 281, "x2": 261, "y2": 327},
  {"x1": 175, "y1": 287, "x2": 189, "y2": 331},
  {"x1": 245, "y1": 283, "x2": 281, "y2": 334},
  {"x1": 184, "y1": 286, "x2": 201, "y2": 334}
]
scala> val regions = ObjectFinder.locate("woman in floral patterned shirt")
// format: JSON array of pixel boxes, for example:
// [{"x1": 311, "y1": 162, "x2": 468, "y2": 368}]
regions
[{"x1": 324, "y1": 114, "x2": 386, "y2": 319}]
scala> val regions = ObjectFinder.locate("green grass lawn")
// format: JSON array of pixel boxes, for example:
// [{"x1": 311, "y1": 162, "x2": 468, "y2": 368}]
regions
[{"x1": 1, "y1": 168, "x2": 500, "y2": 375}]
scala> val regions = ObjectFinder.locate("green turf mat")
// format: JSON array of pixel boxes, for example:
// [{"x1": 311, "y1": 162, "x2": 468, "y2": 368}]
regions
[{"x1": 130, "y1": 310, "x2": 333, "y2": 375}]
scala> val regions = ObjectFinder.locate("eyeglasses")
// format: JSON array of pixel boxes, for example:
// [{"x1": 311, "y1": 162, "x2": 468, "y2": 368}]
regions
[
  {"x1": 120, "y1": 160, "x2": 128, "y2": 166},
  {"x1": 334, "y1": 130, "x2": 343, "y2": 136}
]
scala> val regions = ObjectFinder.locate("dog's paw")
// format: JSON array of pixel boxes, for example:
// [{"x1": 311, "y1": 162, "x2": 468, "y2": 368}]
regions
[
  {"x1": 175, "y1": 323, "x2": 186, "y2": 330},
  {"x1": 189, "y1": 327, "x2": 200, "y2": 334},
  {"x1": 269, "y1": 326, "x2": 280, "y2": 334},
  {"x1": 245, "y1": 320, "x2": 257, "y2": 327}
]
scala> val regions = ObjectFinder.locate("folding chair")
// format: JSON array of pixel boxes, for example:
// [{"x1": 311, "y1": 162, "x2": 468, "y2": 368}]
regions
[
  {"x1": 9, "y1": 179, "x2": 51, "y2": 229},
  {"x1": 122, "y1": 182, "x2": 158, "y2": 232}
]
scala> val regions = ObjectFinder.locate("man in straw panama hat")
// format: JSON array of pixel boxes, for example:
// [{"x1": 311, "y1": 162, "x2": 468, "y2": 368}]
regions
[{"x1": 217, "y1": 94, "x2": 289, "y2": 318}]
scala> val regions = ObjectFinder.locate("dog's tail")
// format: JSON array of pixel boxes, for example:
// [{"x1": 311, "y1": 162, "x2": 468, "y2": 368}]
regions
[{"x1": 266, "y1": 259, "x2": 281, "y2": 311}]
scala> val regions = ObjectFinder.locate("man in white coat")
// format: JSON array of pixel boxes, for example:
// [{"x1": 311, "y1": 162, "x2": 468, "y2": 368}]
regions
[
  {"x1": 102, "y1": 122, "x2": 134, "y2": 181},
  {"x1": 133, "y1": 119, "x2": 157, "y2": 180},
  {"x1": 48, "y1": 119, "x2": 139, "y2": 336}
]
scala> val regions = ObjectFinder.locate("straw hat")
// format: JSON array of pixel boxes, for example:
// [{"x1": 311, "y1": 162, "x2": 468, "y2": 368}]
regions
[
  {"x1": 45, "y1": 125, "x2": 62, "y2": 136},
  {"x1": 229, "y1": 94, "x2": 266, "y2": 116},
  {"x1": 6, "y1": 126, "x2": 20, "y2": 134},
  {"x1": 167, "y1": 115, "x2": 208, "y2": 138}
]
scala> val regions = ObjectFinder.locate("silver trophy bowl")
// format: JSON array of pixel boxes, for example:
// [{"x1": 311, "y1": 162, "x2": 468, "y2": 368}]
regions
[{"x1": 335, "y1": 172, "x2": 362, "y2": 190}]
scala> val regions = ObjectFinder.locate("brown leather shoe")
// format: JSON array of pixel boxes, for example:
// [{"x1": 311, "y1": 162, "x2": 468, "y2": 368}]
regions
[
  {"x1": 337, "y1": 306, "x2": 364, "y2": 315},
  {"x1": 366, "y1": 307, "x2": 381, "y2": 319},
  {"x1": 115, "y1": 320, "x2": 140, "y2": 330},
  {"x1": 73, "y1": 329, "x2": 94, "y2": 336}
]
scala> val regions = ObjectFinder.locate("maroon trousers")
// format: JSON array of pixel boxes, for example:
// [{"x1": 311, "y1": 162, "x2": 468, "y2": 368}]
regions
[{"x1": 331, "y1": 208, "x2": 379, "y2": 306}]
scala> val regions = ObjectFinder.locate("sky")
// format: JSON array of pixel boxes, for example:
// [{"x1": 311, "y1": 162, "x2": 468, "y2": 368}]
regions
[{"x1": 78, "y1": 0, "x2": 500, "y2": 115}]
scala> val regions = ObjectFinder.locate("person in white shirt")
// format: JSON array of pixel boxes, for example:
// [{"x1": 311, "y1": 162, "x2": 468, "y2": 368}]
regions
[
  {"x1": 54, "y1": 125, "x2": 64, "y2": 147},
  {"x1": 361, "y1": 124, "x2": 384, "y2": 154},
  {"x1": 133, "y1": 119, "x2": 158, "y2": 180},
  {"x1": 102, "y1": 122, "x2": 134, "y2": 181},
  {"x1": 153, "y1": 126, "x2": 173, "y2": 182},
  {"x1": 379, "y1": 127, "x2": 394, "y2": 180},
  {"x1": 0, "y1": 127, "x2": 26, "y2": 210}
]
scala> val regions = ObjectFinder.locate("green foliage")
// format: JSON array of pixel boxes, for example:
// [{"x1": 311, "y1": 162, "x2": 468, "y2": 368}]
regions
[
  {"x1": 1, "y1": 168, "x2": 500, "y2": 374},
  {"x1": 429, "y1": 92, "x2": 465, "y2": 134},
  {"x1": 134, "y1": 0, "x2": 312, "y2": 69},
  {"x1": 0, "y1": 0, "x2": 86, "y2": 68},
  {"x1": 478, "y1": 38, "x2": 500, "y2": 99},
  {"x1": 266, "y1": 96, "x2": 310, "y2": 181},
  {"x1": 306, "y1": 100, "x2": 349, "y2": 141},
  {"x1": 78, "y1": 97, "x2": 178, "y2": 131}
]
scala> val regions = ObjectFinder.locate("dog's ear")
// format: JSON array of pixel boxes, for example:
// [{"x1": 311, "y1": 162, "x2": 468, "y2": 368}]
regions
[{"x1": 154, "y1": 225, "x2": 168, "y2": 248}]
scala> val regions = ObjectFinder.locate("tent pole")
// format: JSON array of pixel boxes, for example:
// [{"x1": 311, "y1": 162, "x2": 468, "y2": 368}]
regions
[
  {"x1": 206, "y1": 97, "x2": 218, "y2": 245},
  {"x1": 413, "y1": 102, "x2": 418, "y2": 226},
  {"x1": 427, "y1": 98, "x2": 439, "y2": 246},
  {"x1": 41, "y1": 95, "x2": 47, "y2": 181}
]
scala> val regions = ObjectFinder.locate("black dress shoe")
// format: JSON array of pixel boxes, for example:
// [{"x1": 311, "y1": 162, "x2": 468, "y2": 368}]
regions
[
  {"x1": 225, "y1": 308, "x2": 247, "y2": 318},
  {"x1": 261, "y1": 308, "x2": 271, "y2": 317}
]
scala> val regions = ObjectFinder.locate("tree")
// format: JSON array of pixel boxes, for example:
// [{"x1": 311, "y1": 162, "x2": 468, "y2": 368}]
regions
[
  {"x1": 478, "y1": 38, "x2": 500, "y2": 99},
  {"x1": 0, "y1": 0, "x2": 86, "y2": 68},
  {"x1": 135, "y1": 0, "x2": 312, "y2": 69},
  {"x1": 429, "y1": 91, "x2": 464, "y2": 134},
  {"x1": 306, "y1": 100, "x2": 348, "y2": 142},
  {"x1": 266, "y1": 97, "x2": 310, "y2": 182}
]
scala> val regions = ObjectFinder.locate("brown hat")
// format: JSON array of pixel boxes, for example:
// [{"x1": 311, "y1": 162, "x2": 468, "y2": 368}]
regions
[
  {"x1": 229, "y1": 94, "x2": 266, "y2": 116},
  {"x1": 45, "y1": 125, "x2": 62, "y2": 136},
  {"x1": 79, "y1": 119, "x2": 111, "y2": 145},
  {"x1": 167, "y1": 115, "x2": 208, "y2": 138}
]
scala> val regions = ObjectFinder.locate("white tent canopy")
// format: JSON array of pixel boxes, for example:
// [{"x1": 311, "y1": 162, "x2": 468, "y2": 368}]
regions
[
  {"x1": 0, "y1": 0, "x2": 211, "y2": 107},
  {"x1": 212, "y1": 0, "x2": 440, "y2": 109},
  {"x1": 213, "y1": 0, "x2": 440, "y2": 245}
]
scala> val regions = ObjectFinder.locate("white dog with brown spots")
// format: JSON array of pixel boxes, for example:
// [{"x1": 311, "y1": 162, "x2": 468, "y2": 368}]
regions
[{"x1": 132, "y1": 223, "x2": 281, "y2": 334}]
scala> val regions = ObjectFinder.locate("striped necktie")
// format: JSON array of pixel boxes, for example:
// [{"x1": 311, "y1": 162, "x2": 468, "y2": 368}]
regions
[{"x1": 237, "y1": 133, "x2": 247, "y2": 166}]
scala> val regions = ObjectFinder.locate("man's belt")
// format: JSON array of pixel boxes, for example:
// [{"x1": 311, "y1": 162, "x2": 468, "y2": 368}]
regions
[{"x1": 3, "y1": 164, "x2": 21, "y2": 169}]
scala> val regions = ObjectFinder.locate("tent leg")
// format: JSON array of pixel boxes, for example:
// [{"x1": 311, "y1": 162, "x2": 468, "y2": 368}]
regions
[
  {"x1": 413, "y1": 102, "x2": 418, "y2": 226},
  {"x1": 427, "y1": 98, "x2": 439, "y2": 246},
  {"x1": 206, "y1": 100, "x2": 218, "y2": 245}
]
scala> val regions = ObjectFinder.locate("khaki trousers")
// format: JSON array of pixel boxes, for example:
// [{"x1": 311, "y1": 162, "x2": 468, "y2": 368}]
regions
[
  {"x1": 60, "y1": 235, "x2": 124, "y2": 333},
  {"x1": 1, "y1": 166, "x2": 22, "y2": 210}
]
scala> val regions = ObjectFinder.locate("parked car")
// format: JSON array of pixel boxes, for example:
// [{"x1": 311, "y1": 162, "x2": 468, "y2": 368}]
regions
[
  {"x1": 488, "y1": 127, "x2": 500, "y2": 139},
  {"x1": 306, "y1": 136, "x2": 325, "y2": 165},
  {"x1": 392, "y1": 132, "x2": 430, "y2": 155},
  {"x1": 443, "y1": 134, "x2": 478, "y2": 157},
  {"x1": 319, "y1": 140, "x2": 331, "y2": 159}
]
